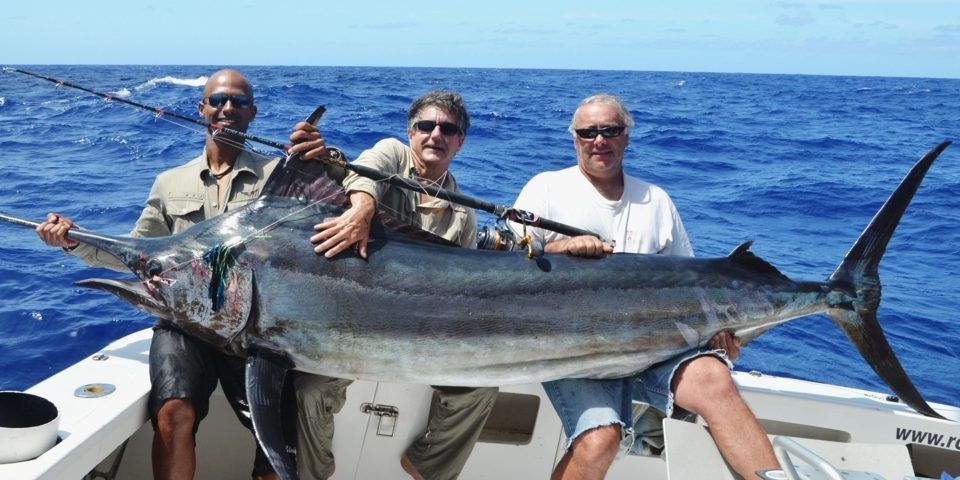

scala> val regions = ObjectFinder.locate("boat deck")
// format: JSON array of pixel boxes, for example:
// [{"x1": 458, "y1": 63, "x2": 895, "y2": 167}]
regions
[{"x1": 2, "y1": 329, "x2": 957, "y2": 479}]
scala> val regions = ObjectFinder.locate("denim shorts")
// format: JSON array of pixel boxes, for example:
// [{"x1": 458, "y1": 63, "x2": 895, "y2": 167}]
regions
[{"x1": 542, "y1": 348, "x2": 731, "y2": 454}]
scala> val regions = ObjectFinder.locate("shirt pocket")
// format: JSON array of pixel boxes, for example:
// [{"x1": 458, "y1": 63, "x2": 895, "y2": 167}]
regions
[
  {"x1": 226, "y1": 186, "x2": 261, "y2": 211},
  {"x1": 166, "y1": 193, "x2": 205, "y2": 232}
]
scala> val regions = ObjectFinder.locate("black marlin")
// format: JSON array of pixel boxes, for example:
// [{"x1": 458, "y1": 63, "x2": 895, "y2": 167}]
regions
[{"x1": 0, "y1": 141, "x2": 951, "y2": 480}]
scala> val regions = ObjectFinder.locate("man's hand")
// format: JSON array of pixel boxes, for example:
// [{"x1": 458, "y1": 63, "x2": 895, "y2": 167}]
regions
[
  {"x1": 706, "y1": 331, "x2": 742, "y2": 361},
  {"x1": 287, "y1": 121, "x2": 327, "y2": 161},
  {"x1": 310, "y1": 192, "x2": 376, "y2": 259},
  {"x1": 544, "y1": 235, "x2": 614, "y2": 258},
  {"x1": 36, "y1": 213, "x2": 79, "y2": 249}
]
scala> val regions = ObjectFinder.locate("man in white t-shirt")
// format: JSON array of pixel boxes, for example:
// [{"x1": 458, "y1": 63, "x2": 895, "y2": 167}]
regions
[{"x1": 512, "y1": 94, "x2": 779, "y2": 480}]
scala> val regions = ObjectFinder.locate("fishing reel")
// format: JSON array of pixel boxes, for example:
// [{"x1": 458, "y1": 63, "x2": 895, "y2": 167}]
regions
[
  {"x1": 477, "y1": 223, "x2": 545, "y2": 258},
  {"x1": 477, "y1": 224, "x2": 518, "y2": 251}
]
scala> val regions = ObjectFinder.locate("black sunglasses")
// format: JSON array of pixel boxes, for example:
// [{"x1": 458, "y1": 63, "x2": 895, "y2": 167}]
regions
[
  {"x1": 206, "y1": 93, "x2": 252, "y2": 108},
  {"x1": 413, "y1": 120, "x2": 462, "y2": 136},
  {"x1": 575, "y1": 126, "x2": 626, "y2": 139}
]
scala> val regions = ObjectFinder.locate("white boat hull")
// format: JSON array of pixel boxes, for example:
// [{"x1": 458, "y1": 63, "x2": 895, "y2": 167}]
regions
[{"x1": 1, "y1": 329, "x2": 957, "y2": 479}]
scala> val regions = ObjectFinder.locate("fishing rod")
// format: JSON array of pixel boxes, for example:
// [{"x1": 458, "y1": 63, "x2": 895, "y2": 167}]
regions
[
  {"x1": 317, "y1": 156, "x2": 600, "y2": 239},
  {"x1": 0, "y1": 213, "x2": 122, "y2": 247},
  {"x1": 3, "y1": 67, "x2": 294, "y2": 152},
  {"x1": 5, "y1": 67, "x2": 600, "y2": 240}
]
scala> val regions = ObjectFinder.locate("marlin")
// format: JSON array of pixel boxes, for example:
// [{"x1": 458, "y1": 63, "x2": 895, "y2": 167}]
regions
[{"x1": 0, "y1": 141, "x2": 952, "y2": 479}]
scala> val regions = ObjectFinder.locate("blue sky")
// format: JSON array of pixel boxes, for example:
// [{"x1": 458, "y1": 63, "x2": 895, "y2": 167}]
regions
[{"x1": 3, "y1": 0, "x2": 958, "y2": 78}]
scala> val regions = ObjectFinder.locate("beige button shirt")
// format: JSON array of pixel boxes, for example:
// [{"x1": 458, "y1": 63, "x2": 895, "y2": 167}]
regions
[
  {"x1": 71, "y1": 149, "x2": 280, "y2": 271},
  {"x1": 343, "y1": 138, "x2": 477, "y2": 248}
]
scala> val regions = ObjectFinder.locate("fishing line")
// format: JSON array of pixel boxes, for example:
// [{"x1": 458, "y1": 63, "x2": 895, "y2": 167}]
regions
[
  {"x1": 197, "y1": 186, "x2": 351, "y2": 311},
  {"x1": 141, "y1": 109, "x2": 270, "y2": 158},
  {"x1": 163, "y1": 187, "x2": 348, "y2": 279},
  {"x1": 365, "y1": 171, "x2": 453, "y2": 229}
]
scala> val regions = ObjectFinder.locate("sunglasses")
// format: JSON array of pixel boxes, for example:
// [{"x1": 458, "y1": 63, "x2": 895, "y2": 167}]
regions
[
  {"x1": 206, "y1": 93, "x2": 252, "y2": 108},
  {"x1": 575, "y1": 126, "x2": 626, "y2": 139},
  {"x1": 413, "y1": 120, "x2": 462, "y2": 136}
]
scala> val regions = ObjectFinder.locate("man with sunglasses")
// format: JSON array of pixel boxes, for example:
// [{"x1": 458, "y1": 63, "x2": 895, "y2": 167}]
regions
[
  {"x1": 511, "y1": 94, "x2": 779, "y2": 479},
  {"x1": 287, "y1": 90, "x2": 498, "y2": 480},
  {"x1": 35, "y1": 69, "x2": 280, "y2": 480}
]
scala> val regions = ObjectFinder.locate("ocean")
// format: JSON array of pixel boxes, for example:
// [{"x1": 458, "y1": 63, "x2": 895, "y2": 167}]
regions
[{"x1": 0, "y1": 65, "x2": 957, "y2": 407}]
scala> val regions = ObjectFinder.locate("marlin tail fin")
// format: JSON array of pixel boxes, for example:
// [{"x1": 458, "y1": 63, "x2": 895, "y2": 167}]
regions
[{"x1": 826, "y1": 141, "x2": 951, "y2": 419}]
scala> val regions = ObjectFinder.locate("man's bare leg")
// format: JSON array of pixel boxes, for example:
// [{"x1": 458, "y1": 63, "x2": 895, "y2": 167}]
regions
[
  {"x1": 400, "y1": 452, "x2": 425, "y2": 480},
  {"x1": 551, "y1": 424, "x2": 621, "y2": 480},
  {"x1": 673, "y1": 357, "x2": 779, "y2": 479},
  {"x1": 152, "y1": 398, "x2": 197, "y2": 480}
]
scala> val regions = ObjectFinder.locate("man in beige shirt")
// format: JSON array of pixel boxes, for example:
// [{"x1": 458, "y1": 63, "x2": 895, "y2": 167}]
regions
[
  {"x1": 35, "y1": 69, "x2": 280, "y2": 480},
  {"x1": 288, "y1": 90, "x2": 498, "y2": 480}
]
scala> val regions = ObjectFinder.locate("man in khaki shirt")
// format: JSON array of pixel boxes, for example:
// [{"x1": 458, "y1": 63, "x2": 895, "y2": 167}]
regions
[
  {"x1": 35, "y1": 69, "x2": 280, "y2": 480},
  {"x1": 288, "y1": 91, "x2": 497, "y2": 480}
]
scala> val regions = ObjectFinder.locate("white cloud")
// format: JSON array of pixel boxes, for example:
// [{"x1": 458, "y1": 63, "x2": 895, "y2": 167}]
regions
[{"x1": 777, "y1": 12, "x2": 817, "y2": 26}]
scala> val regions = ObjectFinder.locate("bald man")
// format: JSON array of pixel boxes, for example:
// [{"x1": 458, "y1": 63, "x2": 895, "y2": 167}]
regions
[{"x1": 36, "y1": 69, "x2": 280, "y2": 480}]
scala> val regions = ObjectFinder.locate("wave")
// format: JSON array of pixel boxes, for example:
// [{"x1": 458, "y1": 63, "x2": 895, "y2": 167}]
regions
[{"x1": 135, "y1": 75, "x2": 208, "y2": 91}]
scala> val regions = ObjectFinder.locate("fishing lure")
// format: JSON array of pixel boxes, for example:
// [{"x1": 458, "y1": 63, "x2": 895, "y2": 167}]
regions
[{"x1": 203, "y1": 238, "x2": 241, "y2": 312}]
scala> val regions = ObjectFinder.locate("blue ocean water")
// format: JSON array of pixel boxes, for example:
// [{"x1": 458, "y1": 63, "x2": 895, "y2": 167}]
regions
[{"x1": 0, "y1": 66, "x2": 957, "y2": 406}]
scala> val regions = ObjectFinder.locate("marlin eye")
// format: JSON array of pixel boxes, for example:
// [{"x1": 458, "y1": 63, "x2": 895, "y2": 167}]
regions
[{"x1": 145, "y1": 259, "x2": 163, "y2": 278}]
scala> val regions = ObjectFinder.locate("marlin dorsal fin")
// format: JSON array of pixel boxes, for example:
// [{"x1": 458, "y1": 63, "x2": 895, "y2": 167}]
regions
[{"x1": 727, "y1": 241, "x2": 791, "y2": 281}]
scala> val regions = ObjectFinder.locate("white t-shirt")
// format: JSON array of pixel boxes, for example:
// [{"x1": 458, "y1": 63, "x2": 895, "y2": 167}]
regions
[{"x1": 512, "y1": 166, "x2": 693, "y2": 257}]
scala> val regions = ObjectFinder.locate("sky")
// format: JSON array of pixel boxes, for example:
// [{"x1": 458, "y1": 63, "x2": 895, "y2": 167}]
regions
[{"x1": 2, "y1": 0, "x2": 958, "y2": 79}]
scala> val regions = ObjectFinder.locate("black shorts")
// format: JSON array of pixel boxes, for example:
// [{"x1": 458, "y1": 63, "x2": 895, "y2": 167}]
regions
[{"x1": 148, "y1": 326, "x2": 274, "y2": 475}]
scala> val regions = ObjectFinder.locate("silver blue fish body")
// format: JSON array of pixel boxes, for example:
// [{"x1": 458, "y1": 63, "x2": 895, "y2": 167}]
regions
[{"x1": 85, "y1": 194, "x2": 829, "y2": 385}]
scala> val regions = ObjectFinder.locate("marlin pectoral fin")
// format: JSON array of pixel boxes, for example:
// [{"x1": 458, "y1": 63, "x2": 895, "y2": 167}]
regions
[
  {"x1": 246, "y1": 348, "x2": 298, "y2": 480},
  {"x1": 75, "y1": 278, "x2": 170, "y2": 320}
]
